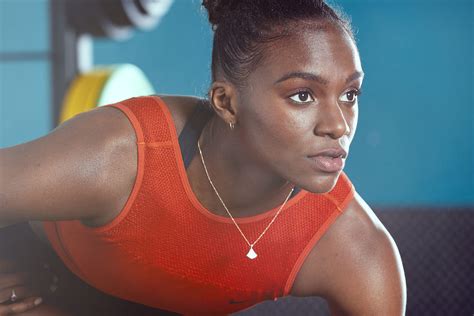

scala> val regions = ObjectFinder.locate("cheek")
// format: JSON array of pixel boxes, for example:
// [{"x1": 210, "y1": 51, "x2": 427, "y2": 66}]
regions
[{"x1": 238, "y1": 101, "x2": 304, "y2": 161}]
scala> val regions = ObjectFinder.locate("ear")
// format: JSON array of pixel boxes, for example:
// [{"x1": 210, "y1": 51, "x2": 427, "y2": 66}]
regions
[{"x1": 208, "y1": 81, "x2": 238, "y2": 125}]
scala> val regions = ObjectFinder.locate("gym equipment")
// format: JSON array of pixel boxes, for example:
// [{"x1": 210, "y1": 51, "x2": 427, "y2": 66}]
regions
[
  {"x1": 65, "y1": 0, "x2": 174, "y2": 40},
  {"x1": 51, "y1": 0, "x2": 173, "y2": 127},
  {"x1": 59, "y1": 64, "x2": 155, "y2": 123}
]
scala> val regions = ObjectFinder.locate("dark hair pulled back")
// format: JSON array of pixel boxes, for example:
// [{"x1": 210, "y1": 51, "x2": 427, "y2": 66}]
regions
[{"x1": 202, "y1": 0, "x2": 354, "y2": 88}]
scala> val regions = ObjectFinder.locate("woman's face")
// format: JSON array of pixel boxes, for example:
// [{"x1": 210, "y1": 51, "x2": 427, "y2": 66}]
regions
[{"x1": 236, "y1": 22, "x2": 363, "y2": 193}]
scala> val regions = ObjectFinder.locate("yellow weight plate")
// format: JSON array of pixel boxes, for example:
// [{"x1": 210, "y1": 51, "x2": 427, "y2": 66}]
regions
[
  {"x1": 60, "y1": 71, "x2": 101, "y2": 123},
  {"x1": 75, "y1": 70, "x2": 103, "y2": 115},
  {"x1": 59, "y1": 68, "x2": 112, "y2": 124},
  {"x1": 59, "y1": 64, "x2": 155, "y2": 125},
  {"x1": 68, "y1": 73, "x2": 94, "y2": 119},
  {"x1": 60, "y1": 74, "x2": 88, "y2": 124},
  {"x1": 82, "y1": 68, "x2": 112, "y2": 112}
]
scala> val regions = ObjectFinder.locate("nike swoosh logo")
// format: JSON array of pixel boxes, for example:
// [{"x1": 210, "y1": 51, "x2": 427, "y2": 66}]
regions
[{"x1": 229, "y1": 299, "x2": 248, "y2": 304}]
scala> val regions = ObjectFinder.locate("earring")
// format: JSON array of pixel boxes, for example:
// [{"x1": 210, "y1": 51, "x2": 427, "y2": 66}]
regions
[{"x1": 229, "y1": 122, "x2": 235, "y2": 130}]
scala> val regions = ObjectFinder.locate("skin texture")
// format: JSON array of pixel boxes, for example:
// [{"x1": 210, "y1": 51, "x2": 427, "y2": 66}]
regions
[
  {"x1": 193, "y1": 22, "x2": 361, "y2": 217},
  {"x1": 0, "y1": 20, "x2": 406, "y2": 316},
  {"x1": 192, "y1": 21, "x2": 406, "y2": 314}
]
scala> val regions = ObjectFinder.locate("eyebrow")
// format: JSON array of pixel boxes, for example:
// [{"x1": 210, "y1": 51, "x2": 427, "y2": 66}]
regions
[{"x1": 274, "y1": 70, "x2": 364, "y2": 85}]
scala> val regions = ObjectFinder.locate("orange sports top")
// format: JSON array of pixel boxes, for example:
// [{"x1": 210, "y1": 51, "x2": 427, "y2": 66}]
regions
[{"x1": 43, "y1": 95, "x2": 355, "y2": 315}]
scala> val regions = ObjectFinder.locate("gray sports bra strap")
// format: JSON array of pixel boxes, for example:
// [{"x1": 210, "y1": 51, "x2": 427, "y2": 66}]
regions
[{"x1": 178, "y1": 101, "x2": 214, "y2": 170}]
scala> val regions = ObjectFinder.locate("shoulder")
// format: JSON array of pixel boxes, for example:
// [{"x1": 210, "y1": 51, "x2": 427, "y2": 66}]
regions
[
  {"x1": 314, "y1": 191, "x2": 407, "y2": 315},
  {"x1": 158, "y1": 94, "x2": 209, "y2": 136},
  {"x1": 2, "y1": 104, "x2": 139, "y2": 227},
  {"x1": 62, "y1": 105, "x2": 139, "y2": 226},
  {"x1": 81, "y1": 95, "x2": 206, "y2": 226}
]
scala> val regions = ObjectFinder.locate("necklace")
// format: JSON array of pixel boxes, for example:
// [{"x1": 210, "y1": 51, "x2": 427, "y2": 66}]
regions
[{"x1": 197, "y1": 139, "x2": 295, "y2": 260}]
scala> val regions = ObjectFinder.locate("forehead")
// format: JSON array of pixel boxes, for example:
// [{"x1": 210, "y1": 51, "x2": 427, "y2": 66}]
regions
[{"x1": 248, "y1": 22, "x2": 362, "y2": 84}]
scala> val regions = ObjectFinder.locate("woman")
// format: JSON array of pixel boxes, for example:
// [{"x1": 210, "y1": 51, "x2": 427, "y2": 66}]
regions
[{"x1": 0, "y1": 0, "x2": 406, "y2": 315}]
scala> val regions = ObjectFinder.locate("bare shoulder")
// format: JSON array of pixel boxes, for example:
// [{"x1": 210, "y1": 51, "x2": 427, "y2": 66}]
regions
[
  {"x1": 6, "y1": 95, "x2": 206, "y2": 231},
  {"x1": 0, "y1": 105, "x2": 139, "y2": 228},
  {"x1": 76, "y1": 106, "x2": 140, "y2": 226},
  {"x1": 80, "y1": 95, "x2": 207, "y2": 225},
  {"x1": 23, "y1": 95, "x2": 204, "y2": 234},
  {"x1": 299, "y1": 191, "x2": 407, "y2": 315},
  {"x1": 85, "y1": 95, "x2": 206, "y2": 226}
]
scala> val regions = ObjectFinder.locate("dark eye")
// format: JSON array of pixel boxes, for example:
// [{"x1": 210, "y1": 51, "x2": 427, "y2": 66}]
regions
[
  {"x1": 289, "y1": 91, "x2": 314, "y2": 104},
  {"x1": 346, "y1": 91, "x2": 356, "y2": 101},
  {"x1": 339, "y1": 89, "x2": 361, "y2": 103}
]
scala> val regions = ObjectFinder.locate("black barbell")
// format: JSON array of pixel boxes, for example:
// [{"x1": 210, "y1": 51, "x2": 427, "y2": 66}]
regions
[{"x1": 65, "y1": 0, "x2": 173, "y2": 40}]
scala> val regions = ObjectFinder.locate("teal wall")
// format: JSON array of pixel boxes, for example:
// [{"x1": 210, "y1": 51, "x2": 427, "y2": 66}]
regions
[
  {"x1": 0, "y1": 0, "x2": 51, "y2": 148},
  {"x1": 1, "y1": 0, "x2": 472, "y2": 207}
]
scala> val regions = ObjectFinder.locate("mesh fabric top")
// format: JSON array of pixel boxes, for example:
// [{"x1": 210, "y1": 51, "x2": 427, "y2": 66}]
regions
[{"x1": 43, "y1": 96, "x2": 354, "y2": 315}]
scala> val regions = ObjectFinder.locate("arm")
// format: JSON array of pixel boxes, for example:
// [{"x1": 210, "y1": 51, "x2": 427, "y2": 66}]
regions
[
  {"x1": 0, "y1": 106, "x2": 136, "y2": 228},
  {"x1": 320, "y1": 192, "x2": 407, "y2": 316}
]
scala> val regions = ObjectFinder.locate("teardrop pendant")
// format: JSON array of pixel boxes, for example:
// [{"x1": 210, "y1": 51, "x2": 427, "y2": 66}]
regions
[{"x1": 246, "y1": 246, "x2": 257, "y2": 259}]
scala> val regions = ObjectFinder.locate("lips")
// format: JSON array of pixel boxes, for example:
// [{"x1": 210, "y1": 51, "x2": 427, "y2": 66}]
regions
[
  {"x1": 307, "y1": 148, "x2": 347, "y2": 173},
  {"x1": 308, "y1": 148, "x2": 347, "y2": 159},
  {"x1": 308, "y1": 156, "x2": 344, "y2": 173}
]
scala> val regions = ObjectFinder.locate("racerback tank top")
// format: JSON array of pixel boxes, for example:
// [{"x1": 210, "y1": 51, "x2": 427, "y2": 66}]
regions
[{"x1": 43, "y1": 95, "x2": 354, "y2": 315}]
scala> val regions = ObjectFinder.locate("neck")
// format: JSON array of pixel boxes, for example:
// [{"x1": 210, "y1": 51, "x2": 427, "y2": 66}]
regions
[{"x1": 196, "y1": 115, "x2": 294, "y2": 218}]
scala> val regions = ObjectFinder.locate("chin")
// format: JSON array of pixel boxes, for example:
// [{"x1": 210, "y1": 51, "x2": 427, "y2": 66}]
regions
[{"x1": 305, "y1": 171, "x2": 341, "y2": 194}]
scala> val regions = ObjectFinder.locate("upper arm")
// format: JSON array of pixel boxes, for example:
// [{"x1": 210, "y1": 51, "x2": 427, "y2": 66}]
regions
[
  {"x1": 321, "y1": 192, "x2": 407, "y2": 316},
  {"x1": 0, "y1": 106, "x2": 137, "y2": 227}
]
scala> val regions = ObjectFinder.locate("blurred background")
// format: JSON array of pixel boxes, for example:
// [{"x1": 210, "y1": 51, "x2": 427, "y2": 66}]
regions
[{"x1": 0, "y1": 0, "x2": 473, "y2": 315}]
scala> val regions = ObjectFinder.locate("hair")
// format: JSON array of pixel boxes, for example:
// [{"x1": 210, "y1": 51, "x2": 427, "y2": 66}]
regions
[{"x1": 202, "y1": 0, "x2": 354, "y2": 88}]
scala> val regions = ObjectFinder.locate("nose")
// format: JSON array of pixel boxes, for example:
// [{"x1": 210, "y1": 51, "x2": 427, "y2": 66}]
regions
[{"x1": 314, "y1": 101, "x2": 351, "y2": 139}]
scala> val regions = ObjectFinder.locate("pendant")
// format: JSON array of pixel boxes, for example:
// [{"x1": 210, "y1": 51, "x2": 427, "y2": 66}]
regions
[{"x1": 246, "y1": 246, "x2": 257, "y2": 259}]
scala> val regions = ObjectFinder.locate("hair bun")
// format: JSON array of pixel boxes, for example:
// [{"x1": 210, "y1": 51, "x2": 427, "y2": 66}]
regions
[{"x1": 202, "y1": 0, "x2": 239, "y2": 27}]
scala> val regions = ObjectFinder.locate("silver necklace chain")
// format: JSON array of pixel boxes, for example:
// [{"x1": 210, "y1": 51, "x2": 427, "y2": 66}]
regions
[{"x1": 197, "y1": 139, "x2": 295, "y2": 259}]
